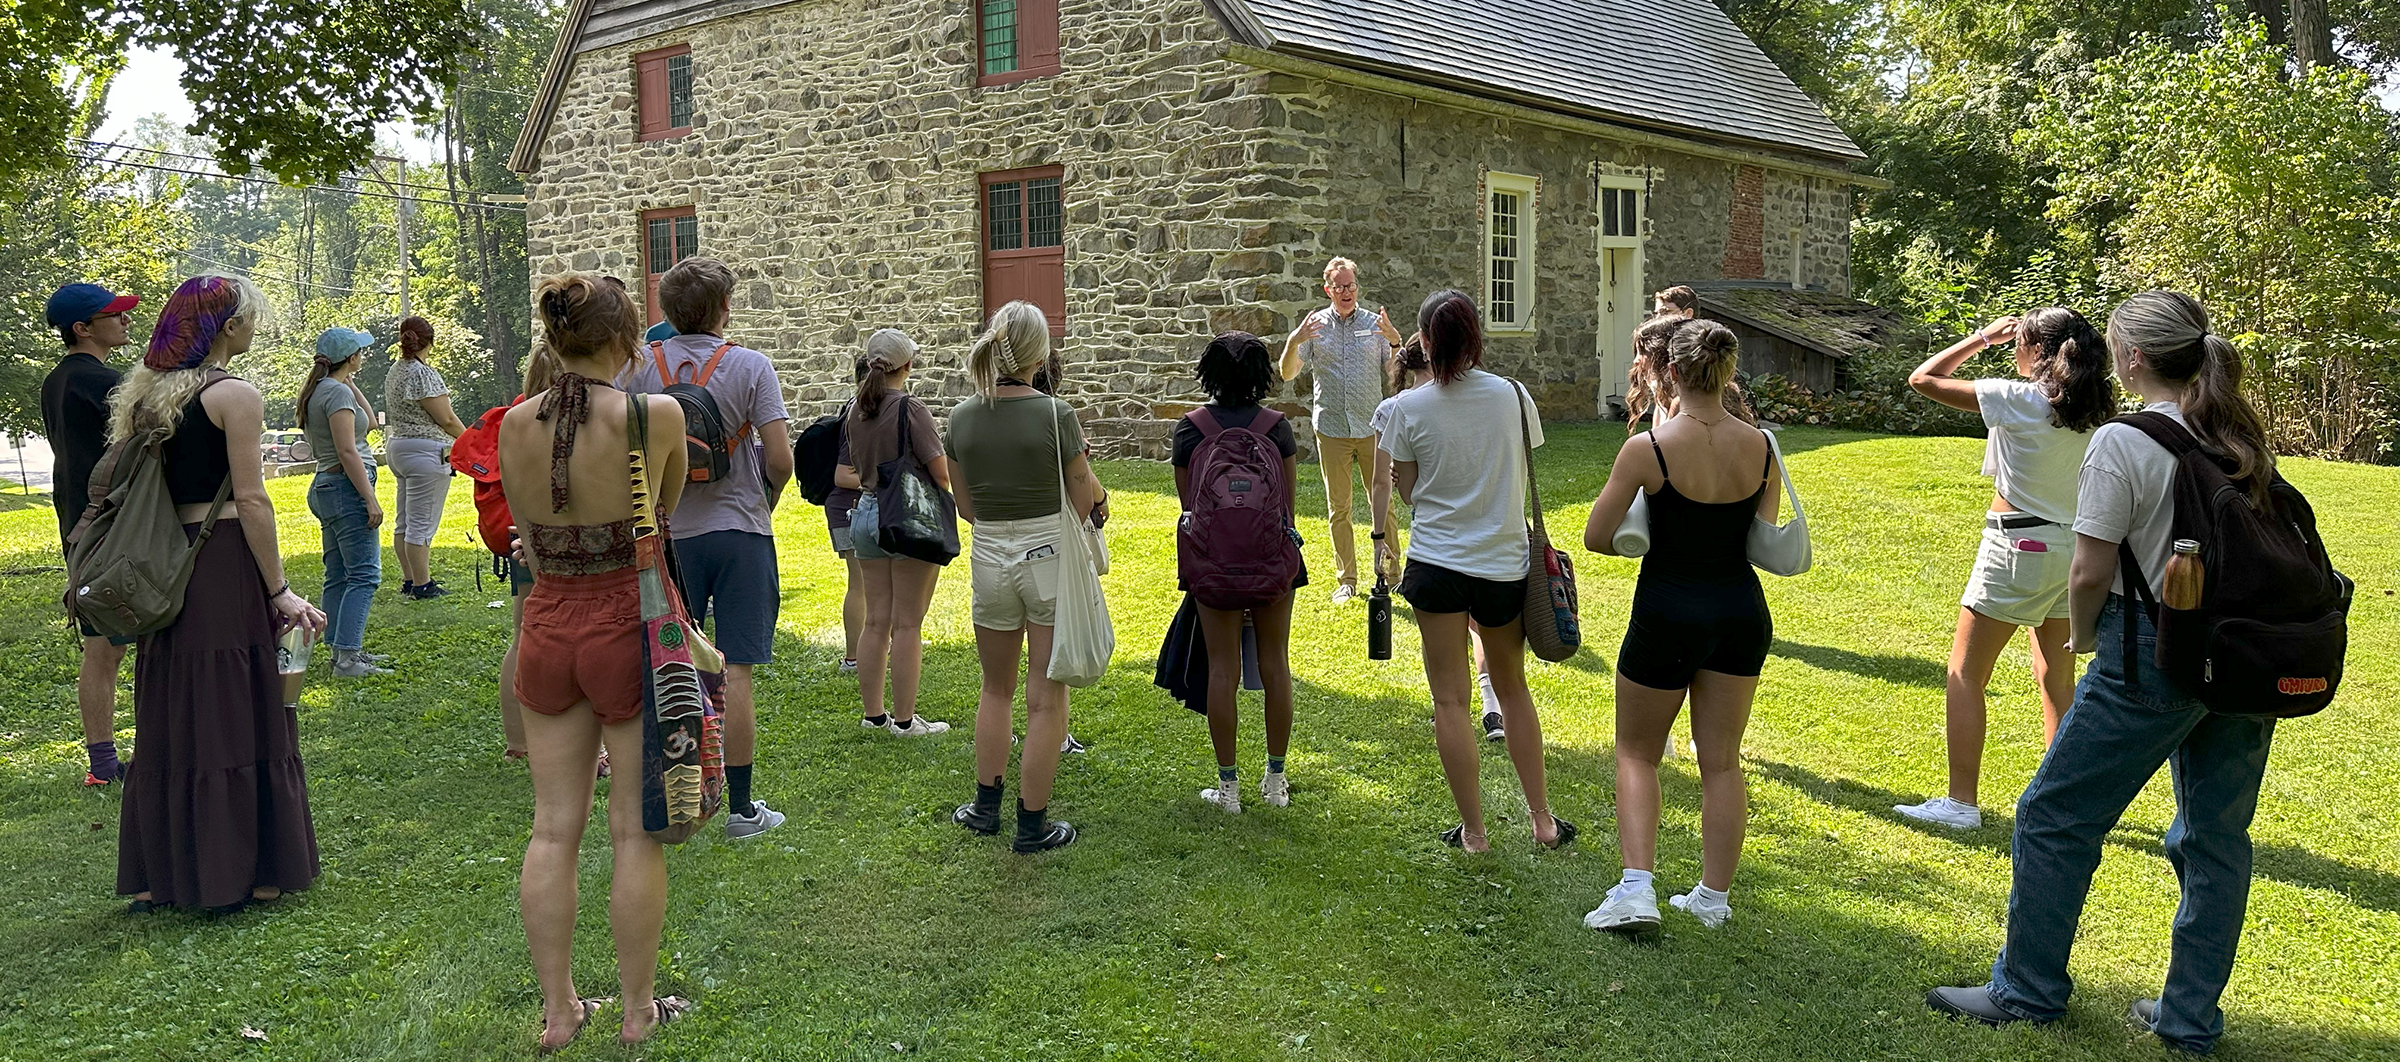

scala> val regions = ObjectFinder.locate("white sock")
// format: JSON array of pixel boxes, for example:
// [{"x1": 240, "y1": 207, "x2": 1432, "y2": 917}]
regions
[
  {"x1": 1687, "y1": 883, "x2": 1729, "y2": 905},
  {"x1": 1619, "y1": 868, "x2": 1654, "y2": 889}
]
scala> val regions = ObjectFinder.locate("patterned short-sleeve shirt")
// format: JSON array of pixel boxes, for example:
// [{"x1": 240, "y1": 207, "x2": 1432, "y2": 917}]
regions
[
  {"x1": 383, "y1": 358, "x2": 452, "y2": 441},
  {"x1": 1295, "y1": 306, "x2": 1389, "y2": 439}
]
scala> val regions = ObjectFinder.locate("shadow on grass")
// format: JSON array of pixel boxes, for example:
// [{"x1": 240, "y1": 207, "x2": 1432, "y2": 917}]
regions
[
  {"x1": 1771, "y1": 638, "x2": 1947, "y2": 689},
  {"x1": 1750, "y1": 757, "x2": 2400, "y2": 916}
]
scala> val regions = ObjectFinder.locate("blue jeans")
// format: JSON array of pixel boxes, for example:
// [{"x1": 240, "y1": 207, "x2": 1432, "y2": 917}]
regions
[
  {"x1": 1987, "y1": 595, "x2": 2275, "y2": 1053},
  {"x1": 308, "y1": 467, "x2": 382, "y2": 651}
]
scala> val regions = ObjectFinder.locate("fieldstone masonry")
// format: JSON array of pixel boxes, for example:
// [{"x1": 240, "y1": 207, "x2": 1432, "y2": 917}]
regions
[{"x1": 524, "y1": 0, "x2": 1859, "y2": 459}]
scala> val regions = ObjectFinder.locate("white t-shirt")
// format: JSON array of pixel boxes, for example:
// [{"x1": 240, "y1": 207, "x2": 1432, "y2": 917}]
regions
[
  {"x1": 1378, "y1": 369, "x2": 1542, "y2": 581},
  {"x1": 1975, "y1": 377, "x2": 2091, "y2": 526},
  {"x1": 2074, "y1": 401, "x2": 2186, "y2": 597}
]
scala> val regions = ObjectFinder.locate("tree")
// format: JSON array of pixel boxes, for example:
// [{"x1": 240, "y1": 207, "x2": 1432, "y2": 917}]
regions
[{"x1": 6, "y1": 2, "x2": 481, "y2": 185}]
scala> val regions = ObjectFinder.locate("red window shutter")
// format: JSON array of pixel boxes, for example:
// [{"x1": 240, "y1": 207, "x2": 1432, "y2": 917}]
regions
[
  {"x1": 1021, "y1": 0, "x2": 1060, "y2": 75},
  {"x1": 637, "y1": 57, "x2": 667, "y2": 137}
]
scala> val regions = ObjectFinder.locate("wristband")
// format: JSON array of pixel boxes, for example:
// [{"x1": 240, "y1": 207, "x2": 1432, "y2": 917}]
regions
[
  {"x1": 268, "y1": 584, "x2": 290, "y2": 600},
  {"x1": 1370, "y1": 531, "x2": 1387, "y2": 540}
]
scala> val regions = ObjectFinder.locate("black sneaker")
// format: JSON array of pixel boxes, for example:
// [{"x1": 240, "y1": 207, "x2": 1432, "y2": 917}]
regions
[
  {"x1": 413, "y1": 580, "x2": 451, "y2": 600},
  {"x1": 1482, "y1": 711, "x2": 1506, "y2": 742}
]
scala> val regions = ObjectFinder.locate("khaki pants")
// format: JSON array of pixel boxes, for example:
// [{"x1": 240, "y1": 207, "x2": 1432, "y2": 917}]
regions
[{"x1": 1315, "y1": 432, "x2": 1377, "y2": 589}]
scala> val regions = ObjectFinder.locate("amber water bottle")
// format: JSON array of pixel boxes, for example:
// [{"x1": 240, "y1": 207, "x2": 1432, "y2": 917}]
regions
[
  {"x1": 1368, "y1": 577, "x2": 1393, "y2": 660},
  {"x1": 2162, "y1": 538, "x2": 2205, "y2": 611}
]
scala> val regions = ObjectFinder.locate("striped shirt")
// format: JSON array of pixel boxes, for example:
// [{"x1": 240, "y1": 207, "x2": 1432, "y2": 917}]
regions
[{"x1": 1294, "y1": 306, "x2": 1389, "y2": 439}]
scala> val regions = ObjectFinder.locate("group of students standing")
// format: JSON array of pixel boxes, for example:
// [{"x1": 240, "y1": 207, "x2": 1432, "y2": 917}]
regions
[{"x1": 37, "y1": 243, "x2": 2314, "y2": 1052}]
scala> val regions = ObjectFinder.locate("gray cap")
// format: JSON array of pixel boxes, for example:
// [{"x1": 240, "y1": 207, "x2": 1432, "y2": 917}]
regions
[{"x1": 863, "y1": 328, "x2": 918, "y2": 369}]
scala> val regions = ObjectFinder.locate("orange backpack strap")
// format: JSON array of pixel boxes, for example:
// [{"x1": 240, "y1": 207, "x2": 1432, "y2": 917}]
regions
[{"x1": 688, "y1": 342, "x2": 752, "y2": 443}]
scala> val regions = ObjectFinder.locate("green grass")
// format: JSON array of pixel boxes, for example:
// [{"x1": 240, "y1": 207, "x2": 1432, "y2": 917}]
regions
[{"x1": 0, "y1": 425, "x2": 2390, "y2": 1061}]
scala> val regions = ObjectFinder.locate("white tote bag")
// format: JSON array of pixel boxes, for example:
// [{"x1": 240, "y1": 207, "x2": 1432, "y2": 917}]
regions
[
  {"x1": 1045, "y1": 402, "x2": 1114, "y2": 686},
  {"x1": 1748, "y1": 428, "x2": 1812, "y2": 576}
]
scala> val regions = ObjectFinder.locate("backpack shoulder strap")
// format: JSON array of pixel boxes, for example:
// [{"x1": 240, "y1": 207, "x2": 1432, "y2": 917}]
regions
[
  {"x1": 1251, "y1": 407, "x2": 1284, "y2": 435},
  {"x1": 2109, "y1": 410, "x2": 2204, "y2": 458},
  {"x1": 1188, "y1": 406, "x2": 1223, "y2": 438},
  {"x1": 692, "y1": 342, "x2": 736, "y2": 386}
]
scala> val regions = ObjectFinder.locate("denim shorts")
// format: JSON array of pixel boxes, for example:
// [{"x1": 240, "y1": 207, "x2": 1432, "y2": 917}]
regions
[{"x1": 848, "y1": 494, "x2": 888, "y2": 560}]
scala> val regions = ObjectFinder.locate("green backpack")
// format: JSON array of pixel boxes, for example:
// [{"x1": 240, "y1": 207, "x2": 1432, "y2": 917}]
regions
[{"x1": 62, "y1": 413, "x2": 235, "y2": 640}]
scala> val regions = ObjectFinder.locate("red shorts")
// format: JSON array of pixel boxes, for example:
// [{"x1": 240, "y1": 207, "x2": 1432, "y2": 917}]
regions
[{"x1": 515, "y1": 569, "x2": 647, "y2": 725}]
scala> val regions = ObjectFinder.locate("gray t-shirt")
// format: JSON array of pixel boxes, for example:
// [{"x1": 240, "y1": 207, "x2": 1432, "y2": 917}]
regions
[
  {"x1": 943, "y1": 394, "x2": 1082, "y2": 522},
  {"x1": 304, "y1": 380, "x2": 375, "y2": 473},
  {"x1": 621, "y1": 335, "x2": 791, "y2": 539},
  {"x1": 384, "y1": 358, "x2": 452, "y2": 441}
]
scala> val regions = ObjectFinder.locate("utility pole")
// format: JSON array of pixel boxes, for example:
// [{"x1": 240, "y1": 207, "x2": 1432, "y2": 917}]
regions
[{"x1": 375, "y1": 153, "x2": 411, "y2": 317}]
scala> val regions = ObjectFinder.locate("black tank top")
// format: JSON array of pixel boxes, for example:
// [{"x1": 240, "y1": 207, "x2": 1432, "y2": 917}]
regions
[
  {"x1": 1637, "y1": 431, "x2": 1769, "y2": 587},
  {"x1": 162, "y1": 377, "x2": 235, "y2": 505}
]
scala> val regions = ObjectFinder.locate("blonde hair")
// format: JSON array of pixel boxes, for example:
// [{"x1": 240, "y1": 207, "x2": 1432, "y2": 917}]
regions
[
  {"x1": 967, "y1": 301, "x2": 1050, "y2": 395},
  {"x1": 1323, "y1": 257, "x2": 1359, "y2": 282},
  {"x1": 2107, "y1": 290, "x2": 2273, "y2": 502},
  {"x1": 108, "y1": 275, "x2": 269, "y2": 445}
]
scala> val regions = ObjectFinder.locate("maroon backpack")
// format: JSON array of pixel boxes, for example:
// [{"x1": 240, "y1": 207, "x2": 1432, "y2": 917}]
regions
[{"x1": 1177, "y1": 407, "x2": 1300, "y2": 609}]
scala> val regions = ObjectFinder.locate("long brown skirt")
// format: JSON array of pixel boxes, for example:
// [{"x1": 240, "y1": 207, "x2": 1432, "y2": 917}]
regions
[{"x1": 116, "y1": 520, "x2": 320, "y2": 908}]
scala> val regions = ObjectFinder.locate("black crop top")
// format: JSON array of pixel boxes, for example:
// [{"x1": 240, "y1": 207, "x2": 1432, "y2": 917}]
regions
[{"x1": 162, "y1": 380, "x2": 235, "y2": 505}]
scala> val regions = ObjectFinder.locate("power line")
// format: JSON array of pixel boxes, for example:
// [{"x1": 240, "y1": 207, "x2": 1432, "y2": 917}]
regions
[
  {"x1": 74, "y1": 137, "x2": 528, "y2": 202},
  {"x1": 69, "y1": 152, "x2": 528, "y2": 213},
  {"x1": 173, "y1": 246, "x2": 396, "y2": 296}
]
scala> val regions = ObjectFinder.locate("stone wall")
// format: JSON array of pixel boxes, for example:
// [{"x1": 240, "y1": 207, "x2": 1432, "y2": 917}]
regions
[{"x1": 523, "y1": 0, "x2": 1861, "y2": 459}]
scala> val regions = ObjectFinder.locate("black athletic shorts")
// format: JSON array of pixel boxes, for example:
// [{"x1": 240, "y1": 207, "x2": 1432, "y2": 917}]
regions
[
  {"x1": 1616, "y1": 579, "x2": 1773, "y2": 690},
  {"x1": 1399, "y1": 559, "x2": 1525, "y2": 629}
]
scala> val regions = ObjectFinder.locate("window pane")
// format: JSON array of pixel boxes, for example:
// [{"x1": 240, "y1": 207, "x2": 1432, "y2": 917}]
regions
[
  {"x1": 1027, "y1": 177, "x2": 1061, "y2": 247},
  {"x1": 1602, "y1": 189, "x2": 1618, "y2": 237},
  {"x1": 1491, "y1": 260, "x2": 1517, "y2": 324},
  {"x1": 982, "y1": 0, "x2": 1019, "y2": 76},
  {"x1": 667, "y1": 53, "x2": 694, "y2": 129},
  {"x1": 647, "y1": 217, "x2": 672, "y2": 275},
  {"x1": 987, "y1": 181, "x2": 1023, "y2": 250},
  {"x1": 1622, "y1": 190, "x2": 1638, "y2": 236},
  {"x1": 1490, "y1": 190, "x2": 1521, "y2": 324},
  {"x1": 1490, "y1": 191, "x2": 1518, "y2": 260},
  {"x1": 674, "y1": 215, "x2": 698, "y2": 261}
]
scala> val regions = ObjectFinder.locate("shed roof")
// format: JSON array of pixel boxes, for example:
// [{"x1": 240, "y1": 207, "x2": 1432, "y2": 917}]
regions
[
  {"x1": 1690, "y1": 283, "x2": 1924, "y2": 363},
  {"x1": 1209, "y1": 0, "x2": 1863, "y2": 162}
]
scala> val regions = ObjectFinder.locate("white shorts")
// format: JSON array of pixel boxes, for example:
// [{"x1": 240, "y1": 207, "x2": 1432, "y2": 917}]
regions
[
  {"x1": 969, "y1": 514, "x2": 1062, "y2": 631},
  {"x1": 1960, "y1": 517, "x2": 2075, "y2": 627}
]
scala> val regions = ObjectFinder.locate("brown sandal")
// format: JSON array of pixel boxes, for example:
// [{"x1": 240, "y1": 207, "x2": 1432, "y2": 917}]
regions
[
  {"x1": 539, "y1": 997, "x2": 607, "y2": 1054},
  {"x1": 620, "y1": 995, "x2": 693, "y2": 1045}
]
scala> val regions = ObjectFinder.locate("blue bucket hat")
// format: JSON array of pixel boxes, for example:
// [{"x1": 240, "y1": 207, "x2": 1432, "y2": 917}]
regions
[{"x1": 315, "y1": 327, "x2": 375, "y2": 362}]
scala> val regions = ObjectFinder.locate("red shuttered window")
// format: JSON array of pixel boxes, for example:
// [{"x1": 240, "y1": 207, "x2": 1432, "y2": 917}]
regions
[
  {"x1": 980, "y1": 167, "x2": 1065, "y2": 336},
  {"x1": 977, "y1": 0, "x2": 1060, "y2": 86},
  {"x1": 640, "y1": 206, "x2": 699, "y2": 324},
  {"x1": 635, "y1": 44, "x2": 693, "y2": 141}
]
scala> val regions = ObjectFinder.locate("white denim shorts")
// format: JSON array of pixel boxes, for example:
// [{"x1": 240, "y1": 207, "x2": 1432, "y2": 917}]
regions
[
  {"x1": 1960, "y1": 516, "x2": 2075, "y2": 627},
  {"x1": 969, "y1": 513, "x2": 1062, "y2": 631}
]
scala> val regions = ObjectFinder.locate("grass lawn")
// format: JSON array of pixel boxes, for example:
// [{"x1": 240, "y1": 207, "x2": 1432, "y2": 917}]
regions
[{"x1": 0, "y1": 425, "x2": 2390, "y2": 1061}]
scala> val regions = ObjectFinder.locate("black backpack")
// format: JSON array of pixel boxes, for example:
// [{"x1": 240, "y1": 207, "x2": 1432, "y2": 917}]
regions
[
  {"x1": 2112, "y1": 412, "x2": 2351, "y2": 718},
  {"x1": 793, "y1": 400, "x2": 850, "y2": 506},
  {"x1": 653, "y1": 340, "x2": 748, "y2": 485}
]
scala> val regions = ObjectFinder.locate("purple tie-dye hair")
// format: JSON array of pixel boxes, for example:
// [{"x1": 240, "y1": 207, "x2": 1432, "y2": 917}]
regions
[{"x1": 143, "y1": 276, "x2": 243, "y2": 372}]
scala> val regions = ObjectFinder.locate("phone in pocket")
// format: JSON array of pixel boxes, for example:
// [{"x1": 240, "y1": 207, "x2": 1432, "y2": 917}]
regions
[
  {"x1": 1024, "y1": 544, "x2": 1057, "y2": 561},
  {"x1": 2014, "y1": 538, "x2": 2049, "y2": 553}
]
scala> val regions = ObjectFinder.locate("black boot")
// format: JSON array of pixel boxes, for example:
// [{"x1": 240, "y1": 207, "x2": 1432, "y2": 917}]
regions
[
  {"x1": 953, "y1": 779, "x2": 1003, "y2": 835},
  {"x1": 1011, "y1": 798, "x2": 1077, "y2": 853}
]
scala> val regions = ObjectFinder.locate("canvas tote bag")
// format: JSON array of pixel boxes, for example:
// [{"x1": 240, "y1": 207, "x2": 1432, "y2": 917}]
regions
[
  {"x1": 1510, "y1": 380, "x2": 1581, "y2": 662},
  {"x1": 627, "y1": 393, "x2": 725, "y2": 843},
  {"x1": 1044, "y1": 398, "x2": 1115, "y2": 687}
]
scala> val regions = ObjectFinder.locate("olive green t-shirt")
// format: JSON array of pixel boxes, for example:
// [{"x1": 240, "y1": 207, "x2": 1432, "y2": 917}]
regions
[{"x1": 942, "y1": 394, "x2": 1083, "y2": 522}]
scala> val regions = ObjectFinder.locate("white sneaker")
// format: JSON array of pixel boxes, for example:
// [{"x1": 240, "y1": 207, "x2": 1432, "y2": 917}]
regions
[
  {"x1": 1060, "y1": 733, "x2": 1089, "y2": 754},
  {"x1": 724, "y1": 799, "x2": 786, "y2": 840},
  {"x1": 1584, "y1": 880, "x2": 1662, "y2": 938},
  {"x1": 1669, "y1": 888, "x2": 1732, "y2": 928},
  {"x1": 1259, "y1": 771, "x2": 1290, "y2": 807},
  {"x1": 1893, "y1": 796, "x2": 1983, "y2": 830},
  {"x1": 1329, "y1": 584, "x2": 1358, "y2": 605},
  {"x1": 838, "y1": 658, "x2": 858, "y2": 675},
  {"x1": 1199, "y1": 783, "x2": 1242, "y2": 814},
  {"x1": 888, "y1": 717, "x2": 951, "y2": 737}
]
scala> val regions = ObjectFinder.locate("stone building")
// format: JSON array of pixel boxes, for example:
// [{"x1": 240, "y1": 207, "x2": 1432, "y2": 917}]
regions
[{"x1": 512, "y1": 0, "x2": 1879, "y2": 456}]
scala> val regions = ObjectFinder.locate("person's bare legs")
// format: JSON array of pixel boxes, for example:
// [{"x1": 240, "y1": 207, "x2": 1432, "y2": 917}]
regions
[
  {"x1": 2028, "y1": 616, "x2": 2073, "y2": 746},
  {"x1": 1197, "y1": 605, "x2": 1247, "y2": 772},
  {"x1": 78, "y1": 636, "x2": 128, "y2": 748},
  {"x1": 1478, "y1": 618, "x2": 1558, "y2": 843},
  {"x1": 839, "y1": 553, "x2": 862, "y2": 664},
  {"x1": 722, "y1": 662, "x2": 756, "y2": 779},
  {"x1": 857, "y1": 557, "x2": 898, "y2": 721},
  {"x1": 1417, "y1": 608, "x2": 1487, "y2": 850},
  {"x1": 1612, "y1": 675, "x2": 1683, "y2": 872},
  {"x1": 601, "y1": 715, "x2": 668, "y2": 1044},
  {"x1": 1018, "y1": 623, "x2": 1067, "y2": 809},
  {"x1": 887, "y1": 558, "x2": 939, "y2": 723},
  {"x1": 972, "y1": 625, "x2": 1024, "y2": 787},
  {"x1": 1943, "y1": 607, "x2": 2019, "y2": 806},
  {"x1": 1686, "y1": 670, "x2": 1759, "y2": 892},
  {"x1": 499, "y1": 591, "x2": 527, "y2": 756},
  {"x1": 519, "y1": 703, "x2": 602, "y2": 1050},
  {"x1": 1252, "y1": 594, "x2": 1295, "y2": 759}
]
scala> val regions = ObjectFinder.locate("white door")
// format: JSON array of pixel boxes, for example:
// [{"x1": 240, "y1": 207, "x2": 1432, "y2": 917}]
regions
[{"x1": 1594, "y1": 180, "x2": 1646, "y2": 420}]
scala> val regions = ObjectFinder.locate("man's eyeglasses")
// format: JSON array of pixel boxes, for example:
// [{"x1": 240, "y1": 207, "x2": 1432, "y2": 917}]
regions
[{"x1": 1326, "y1": 283, "x2": 1358, "y2": 294}]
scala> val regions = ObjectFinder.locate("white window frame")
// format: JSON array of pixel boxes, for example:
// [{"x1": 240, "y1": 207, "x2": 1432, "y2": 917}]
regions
[{"x1": 1483, "y1": 170, "x2": 1539, "y2": 334}]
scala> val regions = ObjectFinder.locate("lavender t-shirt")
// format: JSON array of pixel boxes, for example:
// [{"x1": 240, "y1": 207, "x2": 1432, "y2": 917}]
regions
[{"x1": 621, "y1": 334, "x2": 790, "y2": 539}]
